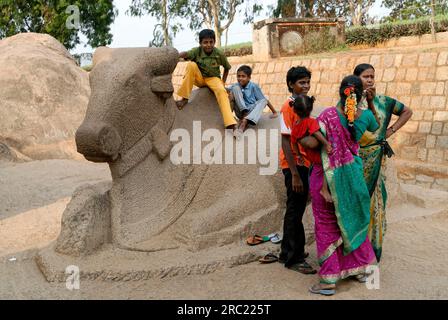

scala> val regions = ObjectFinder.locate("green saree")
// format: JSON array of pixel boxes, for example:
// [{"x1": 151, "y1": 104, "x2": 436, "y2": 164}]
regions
[{"x1": 358, "y1": 95, "x2": 405, "y2": 262}]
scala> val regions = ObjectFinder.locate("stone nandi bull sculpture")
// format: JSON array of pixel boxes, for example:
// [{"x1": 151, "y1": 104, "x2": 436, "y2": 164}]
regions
[{"x1": 37, "y1": 47, "x2": 295, "y2": 281}]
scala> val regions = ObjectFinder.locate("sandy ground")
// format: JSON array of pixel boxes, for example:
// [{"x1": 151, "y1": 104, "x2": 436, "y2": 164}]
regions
[{"x1": 0, "y1": 159, "x2": 447, "y2": 300}]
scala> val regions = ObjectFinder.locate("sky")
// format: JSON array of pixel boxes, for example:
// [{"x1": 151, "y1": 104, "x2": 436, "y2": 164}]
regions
[{"x1": 72, "y1": 0, "x2": 391, "y2": 55}]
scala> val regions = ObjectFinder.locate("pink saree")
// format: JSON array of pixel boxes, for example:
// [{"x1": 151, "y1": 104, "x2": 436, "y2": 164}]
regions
[{"x1": 310, "y1": 107, "x2": 376, "y2": 284}]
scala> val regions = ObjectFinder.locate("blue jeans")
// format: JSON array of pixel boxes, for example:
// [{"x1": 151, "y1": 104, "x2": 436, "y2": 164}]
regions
[{"x1": 231, "y1": 85, "x2": 267, "y2": 125}]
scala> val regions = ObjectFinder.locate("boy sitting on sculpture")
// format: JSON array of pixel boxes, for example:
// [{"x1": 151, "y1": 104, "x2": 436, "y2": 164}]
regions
[
  {"x1": 175, "y1": 29, "x2": 237, "y2": 131},
  {"x1": 227, "y1": 65, "x2": 278, "y2": 134}
]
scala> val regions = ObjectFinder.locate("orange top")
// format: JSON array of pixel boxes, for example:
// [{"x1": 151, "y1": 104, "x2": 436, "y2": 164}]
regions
[{"x1": 279, "y1": 98, "x2": 311, "y2": 169}]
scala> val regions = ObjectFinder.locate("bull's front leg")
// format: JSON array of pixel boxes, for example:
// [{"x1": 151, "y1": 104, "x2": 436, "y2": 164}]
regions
[{"x1": 55, "y1": 181, "x2": 112, "y2": 257}]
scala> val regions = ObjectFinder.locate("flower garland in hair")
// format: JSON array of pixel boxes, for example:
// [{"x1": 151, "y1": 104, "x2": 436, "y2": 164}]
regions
[{"x1": 344, "y1": 86, "x2": 356, "y2": 127}]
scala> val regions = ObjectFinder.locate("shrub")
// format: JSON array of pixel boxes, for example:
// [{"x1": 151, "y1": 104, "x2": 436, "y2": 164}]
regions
[{"x1": 346, "y1": 15, "x2": 448, "y2": 46}]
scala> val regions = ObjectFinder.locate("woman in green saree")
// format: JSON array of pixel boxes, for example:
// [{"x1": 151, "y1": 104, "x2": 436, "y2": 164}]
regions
[{"x1": 354, "y1": 64, "x2": 413, "y2": 262}]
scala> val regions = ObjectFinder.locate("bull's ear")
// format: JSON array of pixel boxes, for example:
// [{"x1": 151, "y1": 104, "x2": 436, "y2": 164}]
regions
[
  {"x1": 92, "y1": 47, "x2": 113, "y2": 68},
  {"x1": 145, "y1": 46, "x2": 179, "y2": 76}
]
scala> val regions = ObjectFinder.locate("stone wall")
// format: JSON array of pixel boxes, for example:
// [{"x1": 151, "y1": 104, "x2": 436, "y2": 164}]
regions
[{"x1": 172, "y1": 45, "x2": 448, "y2": 191}]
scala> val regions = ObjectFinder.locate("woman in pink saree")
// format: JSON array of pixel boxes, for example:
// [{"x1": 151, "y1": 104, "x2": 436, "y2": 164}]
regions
[{"x1": 303, "y1": 76, "x2": 379, "y2": 296}]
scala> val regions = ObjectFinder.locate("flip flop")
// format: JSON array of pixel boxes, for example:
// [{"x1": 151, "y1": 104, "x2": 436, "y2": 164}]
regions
[
  {"x1": 246, "y1": 235, "x2": 269, "y2": 246},
  {"x1": 269, "y1": 233, "x2": 282, "y2": 244},
  {"x1": 354, "y1": 274, "x2": 368, "y2": 283},
  {"x1": 259, "y1": 253, "x2": 278, "y2": 264},
  {"x1": 309, "y1": 284, "x2": 336, "y2": 296}
]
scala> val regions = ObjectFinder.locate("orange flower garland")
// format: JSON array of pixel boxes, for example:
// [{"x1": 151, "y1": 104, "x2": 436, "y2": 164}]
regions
[{"x1": 344, "y1": 86, "x2": 356, "y2": 126}]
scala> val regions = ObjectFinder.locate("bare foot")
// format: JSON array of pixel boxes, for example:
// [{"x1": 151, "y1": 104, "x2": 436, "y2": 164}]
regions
[
  {"x1": 320, "y1": 188, "x2": 333, "y2": 203},
  {"x1": 239, "y1": 118, "x2": 248, "y2": 132},
  {"x1": 175, "y1": 99, "x2": 188, "y2": 110}
]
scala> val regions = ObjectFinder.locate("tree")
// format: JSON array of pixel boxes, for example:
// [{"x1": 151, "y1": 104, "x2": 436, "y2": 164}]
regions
[
  {"x1": 130, "y1": 0, "x2": 262, "y2": 48},
  {"x1": 128, "y1": 0, "x2": 189, "y2": 47},
  {"x1": 0, "y1": 0, "x2": 116, "y2": 50},
  {"x1": 272, "y1": 0, "x2": 374, "y2": 25},
  {"x1": 185, "y1": 0, "x2": 263, "y2": 48},
  {"x1": 273, "y1": 0, "x2": 297, "y2": 17},
  {"x1": 382, "y1": 0, "x2": 448, "y2": 22},
  {"x1": 348, "y1": 0, "x2": 375, "y2": 26}
]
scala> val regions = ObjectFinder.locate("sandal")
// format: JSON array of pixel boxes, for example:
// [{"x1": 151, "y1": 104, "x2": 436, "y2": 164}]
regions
[
  {"x1": 309, "y1": 284, "x2": 336, "y2": 296},
  {"x1": 355, "y1": 274, "x2": 368, "y2": 283},
  {"x1": 259, "y1": 253, "x2": 279, "y2": 264},
  {"x1": 287, "y1": 261, "x2": 317, "y2": 274},
  {"x1": 278, "y1": 252, "x2": 309, "y2": 264},
  {"x1": 268, "y1": 233, "x2": 282, "y2": 244},
  {"x1": 246, "y1": 235, "x2": 269, "y2": 246}
]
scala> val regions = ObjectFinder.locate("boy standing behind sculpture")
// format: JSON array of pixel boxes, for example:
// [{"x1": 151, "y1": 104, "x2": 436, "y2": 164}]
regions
[{"x1": 175, "y1": 29, "x2": 237, "y2": 130}]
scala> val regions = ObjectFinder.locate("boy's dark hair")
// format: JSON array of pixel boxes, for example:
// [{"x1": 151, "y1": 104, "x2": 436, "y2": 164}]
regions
[
  {"x1": 286, "y1": 66, "x2": 312, "y2": 93},
  {"x1": 237, "y1": 65, "x2": 252, "y2": 77},
  {"x1": 353, "y1": 63, "x2": 375, "y2": 76},
  {"x1": 289, "y1": 94, "x2": 316, "y2": 117},
  {"x1": 199, "y1": 29, "x2": 216, "y2": 43}
]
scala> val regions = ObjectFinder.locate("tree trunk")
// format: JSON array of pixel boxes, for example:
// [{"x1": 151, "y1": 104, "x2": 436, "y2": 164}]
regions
[
  {"x1": 281, "y1": 0, "x2": 297, "y2": 18},
  {"x1": 162, "y1": 0, "x2": 170, "y2": 46},
  {"x1": 430, "y1": 0, "x2": 436, "y2": 42},
  {"x1": 304, "y1": 0, "x2": 314, "y2": 17},
  {"x1": 208, "y1": 0, "x2": 221, "y2": 47},
  {"x1": 349, "y1": 0, "x2": 361, "y2": 26}
]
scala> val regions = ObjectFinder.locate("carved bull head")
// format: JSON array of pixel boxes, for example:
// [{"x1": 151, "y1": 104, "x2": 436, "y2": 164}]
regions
[{"x1": 76, "y1": 46, "x2": 178, "y2": 163}]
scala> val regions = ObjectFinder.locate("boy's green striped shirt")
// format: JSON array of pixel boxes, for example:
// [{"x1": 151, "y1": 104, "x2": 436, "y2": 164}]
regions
[{"x1": 186, "y1": 47, "x2": 231, "y2": 78}]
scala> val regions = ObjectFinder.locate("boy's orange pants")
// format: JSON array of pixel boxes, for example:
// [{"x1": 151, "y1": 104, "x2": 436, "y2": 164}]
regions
[{"x1": 177, "y1": 62, "x2": 237, "y2": 128}]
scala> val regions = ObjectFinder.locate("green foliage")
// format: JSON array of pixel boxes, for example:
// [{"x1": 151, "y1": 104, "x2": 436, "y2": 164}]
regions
[
  {"x1": 302, "y1": 27, "x2": 343, "y2": 54},
  {"x1": 270, "y1": 0, "x2": 374, "y2": 26},
  {"x1": 382, "y1": 0, "x2": 448, "y2": 22},
  {"x1": 128, "y1": 0, "x2": 262, "y2": 47},
  {"x1": 346, "y1": 15, "x2": 448, "y2": 46},
  {"x1": 222, "y1": 42, "x2": 252, "y2": 56},
  {"x1": 221, "y1": 41, "x2": 252, "y2": 50},
  {"x1": 0, "y1": 0, "x2": 116, "y2": 50}
]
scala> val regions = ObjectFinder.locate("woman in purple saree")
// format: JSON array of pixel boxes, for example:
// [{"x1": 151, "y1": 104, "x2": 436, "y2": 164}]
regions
[{"x1": 305, "y1": 76, "x2": 379, "y2": 296}]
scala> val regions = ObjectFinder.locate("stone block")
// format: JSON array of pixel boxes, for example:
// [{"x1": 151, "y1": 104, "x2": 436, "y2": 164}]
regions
[
  {"x1": 432, "y1": 122, "x2": 443, "y2": 135},
  {"x1": 426, "y1": 135, "x2": 437, "y2": 148},
  {"x1": 402, "y1": 54, "x2": 419, "y2": 67},
  {"x1": 431, "y1": 96, "x2": 446, "y2": 110},
  {"x1": 436, "y1": 66, "x2": 448, "y2": 81},
  {"x1": 436, "y1": 136, "x2": 448, "y2": 149},
  {"x1": 428, "y1": 149, "x2": 444, "y2": 163},
  {"x1": 437, "y1": 52, "x2": 448, "y2": 66},
  {"x1": 434, "y1": 111, "x2": 448, "y2": 121},
  {"x1": 424, "y1": 111, "x2": 433, "y2": 121},
  {"x1": 400, "y1": 146, "x2": 418, "y2": 160},
  {"x1": 417, "y1": 148, "x2": 427, "y2": 161},
  {"x1": 418, "y1": 122, "x2": 432, "y2": 134},
  {"x1": 418, "y1": 52, "x2": 438, "y2": 67},
  {"x1": 419, "y1": 82, "x2": 437, "y2": 95},
  {"x1": 405, "y1": 68, "x2": 418, "y2": 81},
  {"x1": 382, "y1": 68, "x2": 396, "y2": 82}
]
